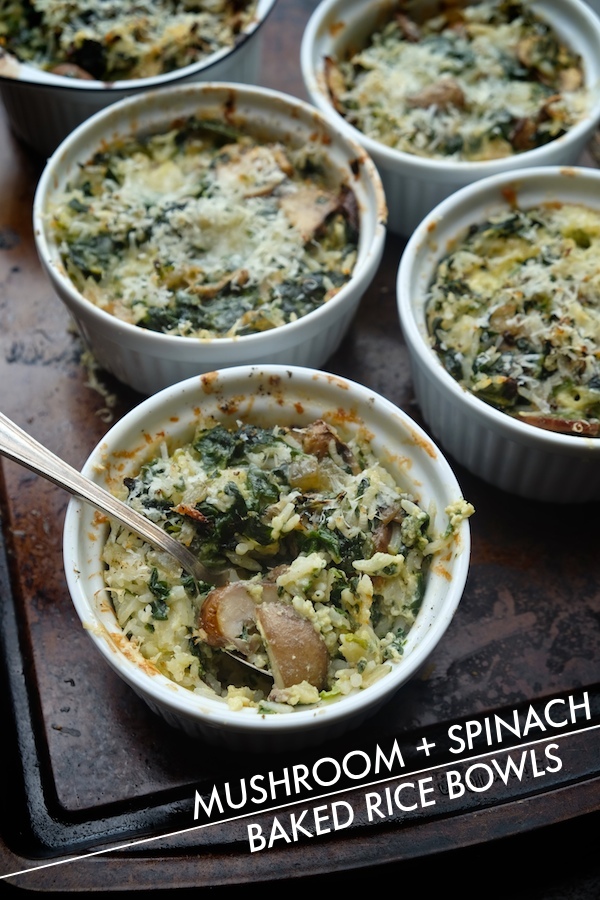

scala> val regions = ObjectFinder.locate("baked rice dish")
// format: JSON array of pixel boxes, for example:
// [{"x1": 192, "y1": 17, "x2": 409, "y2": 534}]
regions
[
  {"x1": 324, "y1": 0, "x2": 587, "y2": 161},
  {"x1": 102, "y1": 418, "x2": 473, "y2": 713},
  {"x1": 48, "y1": 116, "x2": 359, "y2": 339},
  {"x1": 0, "y1": 0, "x2": 259, "y2": 81},
  {"x1": 426, "y1": 201, "x2": 600, "y2": 435}
]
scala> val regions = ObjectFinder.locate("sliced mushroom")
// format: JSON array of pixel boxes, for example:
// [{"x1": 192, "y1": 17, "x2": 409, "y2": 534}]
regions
[
  {"x1": 539, "y1": 93, "x2": 562, "y2": 122},
  {"x1": 516, "y1": 35, "x2": 540, "y2": 71},
  {"x1": 214, "y1": 143, "x2": 292, "y2": 198},
  {"x1": 516, "y1": 414, "x2": 600, "y2": 437},
  {"x1": 559, "y1": 67, "x2": 583, "y2": 92},
  {"x1": 489, "y1": 301, "x2": 518, "y2": 335},
  {"x1": 406, "y1": 78, "x2": 465, "y2": 111},
  {"x1": 372, "y1": 504, "x2": 403, "y2": 552},
  {"x1": 340, "y1": 185, "x2": 359, "y2": 234},
  {"x1": 324, "y1": 55, "x2": 347, "y2": 113},
  {"x1": 160, "y1": 265, "x2": 245, "y2": 300},
  {"x1": 395, "y1": 12, "x2": 421, "y2": 43},
  {"x1": 160, "y1": 264, "x2": 204, "y2": 291},
  {"x1": 296, "y1": 419, "x2": 360, "y2": 474},
  {"x1": 199, "y1": 578, "x2": 281, "y2": 651},
  {"x1": 372, "y1": 521, "x2": 393, "y2": 553},
  {"x1": 279, "y1": 183, "x2": 340, "y2": 243},
  {"x1": 199, "y1": 582, "x2": 257, "y2": 652},
  {"x1": 255, "y1": 602, "x2": 329, "y2": 690},
  {"x1": 516, "y1": 36, "x2": 562, "y2": 86},
  {"x1": 51, "y1": 63, "x2": 95, "y2": 80},
  {"x1": 188, "y1": 272, "x2": 239, "y2": 299},
  {"x1": 510, "y1": 116, "x2": 538, "y2": 152},
  {"x1": 198, "y1": 578, "x2": 328, "y2": 687}
]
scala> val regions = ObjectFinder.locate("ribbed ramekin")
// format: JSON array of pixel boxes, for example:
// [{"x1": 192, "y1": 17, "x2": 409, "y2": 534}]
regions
[
  {"x1": 0, "y1": 0, "x2": 276, "y2": 157},
  {"x1": 397, "y1": 166, "x2": 600, "y2": 503},
  {"x1": 63, "y1": 365, "x2": 471, "y2": 751},
  {"x1": 33, "y1": 82, "x2": 386, "y2": 395},
  {"x1": 301, "y1": 0, "x2": 600, "y2": 236}
]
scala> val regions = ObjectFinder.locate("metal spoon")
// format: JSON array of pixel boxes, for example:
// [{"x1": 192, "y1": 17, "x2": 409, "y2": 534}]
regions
[
  {"x1": 0, "y1": 411, "x2": 273, "y2": 676},
  {"x1": 0, "y1": 410, "x2": 223, "y2": 589}
]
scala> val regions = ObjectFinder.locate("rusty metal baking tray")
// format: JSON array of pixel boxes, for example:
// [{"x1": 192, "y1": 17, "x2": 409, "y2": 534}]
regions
[{"x1": 0, "y1": 0, "x2": 599, "y2": 890}]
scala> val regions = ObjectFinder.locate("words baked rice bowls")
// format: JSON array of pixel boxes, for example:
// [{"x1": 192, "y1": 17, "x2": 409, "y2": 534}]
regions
[
  {"x1": 63, "y1": 366, "x2": 472, "y2": 751},
  {"x1": 397, "y1": 165, "x2": 600, "y2": 503},
  {"x1": 0, "y1": 0, "x2": 276, "y2": 157},
  {"x1": 33, "y1": 82, "x2": 386, "y2": 395},
  {"x1": 301, "y1": 0, "x2": 600, "y2": 235}
]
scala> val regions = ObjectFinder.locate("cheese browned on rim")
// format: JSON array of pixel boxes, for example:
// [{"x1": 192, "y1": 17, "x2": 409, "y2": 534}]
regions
[
  {"x1": 49, "y1": 117, "x2": 359, "y2": 339},
  {"x1": 102, "y1": 418, "x2": 473, "y2": 712},
  {"x1": 0, "y1": 0, "x2": 259, "y2": 81},
  {"x1": 325, "y1": 0, "x2": 587, "y2": 161},
  {"x1": 426, "y1": 202, "x2": 600, "y2": 435}
]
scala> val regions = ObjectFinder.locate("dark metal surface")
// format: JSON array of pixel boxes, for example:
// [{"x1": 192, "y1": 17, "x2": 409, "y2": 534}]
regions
[{"x1": 0, "y1": 0, "x2": 598, "y2": 893}]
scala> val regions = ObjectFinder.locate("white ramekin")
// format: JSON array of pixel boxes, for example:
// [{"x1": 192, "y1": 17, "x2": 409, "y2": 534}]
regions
[
  {"x1": 0, "y1": 0, "x2": 276, "y2": 158},
  {"x1": 397, "y1": 165, "x2": 600, "y2": 503},
  {"x1": 63, "y1": 365, "x2": 471, "y2": 752},
  {"x1": 301, "y1": 0, "x2": 600, "y2": 236},
  {"x1": 33, "y1": 82, "x2": 387, "y2": 395}
]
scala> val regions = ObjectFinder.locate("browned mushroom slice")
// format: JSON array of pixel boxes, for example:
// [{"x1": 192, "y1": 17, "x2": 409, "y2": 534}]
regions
[
  {"x1": 515, "y1": 414, "x2": 600, "y2": 437},
  {"x1": 160, "y1": 264, "x2": 248, "y2": 300},
  {"x1": 538, "y1": 93, "x2": 562, "y2": 122},
  {"x1": 340, "y1": 185, "x2": 359, "y2": 234},
  {"x1": 51, "y1": 63, "x2": 95, "y2": 80},
  {"x1": 160, "y1": 264, "x2": 205, "y2": 291},
  {"x1": 324, "y1": 55, "x2": 347, "y2": 113},
  {"x1": 559, "y1": 67, "x2": 583, "y2": 92},
  {"x1": 296, "y1": 419, "x2": 360, "y2": 473},
  {"x1": 188, "y1": 272, "x2": 238, "y2": 299},
  {"x1": 516, "y1": 35, "x2": 539, "y2": 71},
  {"x1": 199, "y1": 582, "x2": 257, "y2": 651},
  {"x1": 406, "y1": 78, "x2": 465, "y2": 111},
  {"x1": 278, "y1": 184, "x2": 340, "y2": 243},
  {"x1": 214, "y1": 144, "x2": 292, "y2": 198},
  {"x1": 199, "y1": 579, "x2": 282, "y2": 652},
  {"x1": 516, "y1": 36, "x2": 559, "y2": 86},
  {"x1": 255, "y1": 602, "x2": 329, "y2": 690},
  {"x1": 489, "y1": 301, "x2": 518, "y2": 337},
  {"x1": 510, "y1": 117, "x2": 538, "y2": 152},
  {"x1": 395, "y1": 12, "x2": 421, "y2": 42},
  {"x1": 372, "y1": 504, "x2": 403, "y2": 552},
  {"x1": 298, "y1": 418, "x2": 340, "y2": 457}
]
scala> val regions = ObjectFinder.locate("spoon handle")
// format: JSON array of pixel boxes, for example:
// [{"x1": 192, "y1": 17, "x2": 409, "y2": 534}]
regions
[{"x1": 0, "y1": 410, "x2": 215, "y2": 586}]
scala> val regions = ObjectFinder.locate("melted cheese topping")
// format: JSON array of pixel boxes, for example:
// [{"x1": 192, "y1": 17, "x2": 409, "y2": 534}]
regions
[
  {"x1": 327, "y1": 0, "x2": 587, "y2": 161},
  {"x1": 426, "y1": 202, "x2": 600, "y2": 435},
  {"x1": 49, "y1": 119, "x2": 358, "y2": 338},
  {"x1": 0, "y1": 0, "x2": 258, "y2": 80}
]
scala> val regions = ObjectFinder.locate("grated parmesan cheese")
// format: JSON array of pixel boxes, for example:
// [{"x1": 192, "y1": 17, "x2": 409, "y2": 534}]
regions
[
  {"x1": 49, "y1": 118, "x2": 359, "y2": 339},
  {"x1": 0, "y1": 0, "x2": 259, "y2": 81},
  {"x1": 325, "y1": 0, "x2": 587, "y2": 161},
  {"x1": 426, "y1": 202, "x2": 600, "y2": 435}
]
